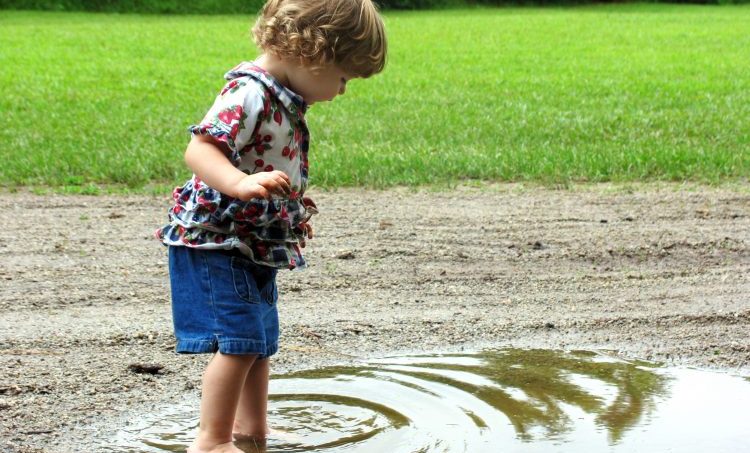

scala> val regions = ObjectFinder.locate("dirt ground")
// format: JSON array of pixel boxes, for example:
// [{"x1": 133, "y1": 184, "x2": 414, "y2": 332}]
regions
[{"x1": 1, "y1": 184, "x2": 748, "y2": 452}]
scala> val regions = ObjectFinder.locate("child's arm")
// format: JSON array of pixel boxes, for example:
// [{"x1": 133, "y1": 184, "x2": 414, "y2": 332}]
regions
[{"x1": 185, "y1": 134, "x2": 291, "y2": 201}]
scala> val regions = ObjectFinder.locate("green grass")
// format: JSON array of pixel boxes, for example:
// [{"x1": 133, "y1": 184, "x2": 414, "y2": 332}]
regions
[{"x1": 1, "y1": 4, "x2": 749, "y2": 189}]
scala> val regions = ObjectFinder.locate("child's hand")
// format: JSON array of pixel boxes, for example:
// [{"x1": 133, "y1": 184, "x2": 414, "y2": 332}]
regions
[
  {"x1": 233, "y1": 170, "x2": 291, "y2": 201},
  {"x1": 298, "y1": 222, "x2": 313, "y2": 248},
  {"x1": 296, "y1": 222, "x2": 313, "y2": 247},
  {"x1": 298, "y1": 196, "x2": 316, "y2": 247}
]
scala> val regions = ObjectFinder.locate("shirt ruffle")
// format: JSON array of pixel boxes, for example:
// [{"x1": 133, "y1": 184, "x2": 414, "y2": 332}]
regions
[{"x1": 156, "y1": 177, "x2": 317, "y2": 270}]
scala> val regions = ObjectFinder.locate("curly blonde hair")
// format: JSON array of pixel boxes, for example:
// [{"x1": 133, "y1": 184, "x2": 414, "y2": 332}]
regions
[{"x1": 252, "y1": 0, "x2": 387, "y2": 78}]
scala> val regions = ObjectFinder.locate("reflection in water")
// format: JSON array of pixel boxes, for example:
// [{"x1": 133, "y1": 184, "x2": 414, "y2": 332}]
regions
[
  {"x1": 113, "y1": 349, "x2": 750, "y2": 453},
  {"x1": 368, "y1": 349, "x2": 666, "y2": 443}
]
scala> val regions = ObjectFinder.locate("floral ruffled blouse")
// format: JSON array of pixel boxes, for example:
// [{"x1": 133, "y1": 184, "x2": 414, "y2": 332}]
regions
[{"x1": 156, "y1": 62, "x2": 318, "y2": 270}]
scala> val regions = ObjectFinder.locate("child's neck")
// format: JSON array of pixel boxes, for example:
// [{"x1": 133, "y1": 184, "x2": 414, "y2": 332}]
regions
[{"x1": 254, "y1": 54, "x2": 291, "y2": 89}]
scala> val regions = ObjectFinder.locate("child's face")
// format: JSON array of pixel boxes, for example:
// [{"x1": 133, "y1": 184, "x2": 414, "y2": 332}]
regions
[{"x1": 288, "y1": 64, "x2": 353, "y2": 105}]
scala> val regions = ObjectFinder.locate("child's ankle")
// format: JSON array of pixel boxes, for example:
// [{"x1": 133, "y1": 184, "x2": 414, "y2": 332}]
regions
[
  {"x1": 190, "y1": 430, "x2": 241, "y2": 453},
  {"x1": 232, "y1": 422, "x2": 269, "y2": 440}
]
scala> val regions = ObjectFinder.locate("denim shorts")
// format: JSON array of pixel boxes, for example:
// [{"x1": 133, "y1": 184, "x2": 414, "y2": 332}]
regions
[{"x1": 168, "y1": 245, "x2": 279, "y2": 358}]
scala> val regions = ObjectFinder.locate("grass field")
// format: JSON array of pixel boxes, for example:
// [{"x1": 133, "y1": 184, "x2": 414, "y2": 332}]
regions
[{"x1": 1, "y1": 4, "x2": 749, "y2": 190}]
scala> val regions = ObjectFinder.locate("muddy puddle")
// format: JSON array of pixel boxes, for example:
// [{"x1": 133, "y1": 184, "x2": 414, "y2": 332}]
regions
[{"x1": 112, "y1": 349, "x2": 750, "y2": 452}]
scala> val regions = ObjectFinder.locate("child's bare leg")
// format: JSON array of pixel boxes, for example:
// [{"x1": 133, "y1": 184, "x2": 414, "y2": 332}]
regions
[
  {"x1": 233, "y1": 357, "x2": 270, "y2": 440},
  {"x1": 189, "y1": 352, "x2": 258, "y2": 453}
]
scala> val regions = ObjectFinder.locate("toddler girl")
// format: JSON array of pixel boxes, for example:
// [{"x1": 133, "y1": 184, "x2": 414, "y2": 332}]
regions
[{"x1": 155, "y1": 1, "x2": 386, "y2": 452}]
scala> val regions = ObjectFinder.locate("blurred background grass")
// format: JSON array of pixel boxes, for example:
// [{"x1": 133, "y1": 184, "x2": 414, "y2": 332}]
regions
[{"x1": 0, "y1": 4, "x2": 748, "y2": 191}]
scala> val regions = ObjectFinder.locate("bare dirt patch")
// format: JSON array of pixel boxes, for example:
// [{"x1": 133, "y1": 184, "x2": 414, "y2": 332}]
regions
[{"x1": 1, "y1": 184, "x2": 748, "y2": 452}]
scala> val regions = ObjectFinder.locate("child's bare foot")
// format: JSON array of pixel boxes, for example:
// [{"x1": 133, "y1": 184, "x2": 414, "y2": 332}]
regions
[
  {"x1": 187, "y1": 440, "x2": 244, "y2": 453},
  {"x1": 233, "y1": 436, "x2": 267, "y2": 453}
]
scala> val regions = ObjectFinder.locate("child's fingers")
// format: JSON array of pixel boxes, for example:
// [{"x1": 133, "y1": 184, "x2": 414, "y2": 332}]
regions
[
  {"x1": 259, "y1": 176, "x2": 290, "y2": 196},
  {"x1": 272, "y1": 173, "x2": 292, "y2": 194},
  {"x1": 272, "y1": 170, "x2": 291, "y2": 184},
  {"x1": 256, "y1": 186, "x2": 272, "y2": 200},
  {"x1": 238, "y1": 184, "x2": 271, "y2": 201},
  {"x1": 297, "y1": 222, "x2": 313, "y2": 240}
]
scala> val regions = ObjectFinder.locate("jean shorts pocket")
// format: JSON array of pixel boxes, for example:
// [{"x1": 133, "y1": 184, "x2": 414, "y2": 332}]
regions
[
  {"x1": 230, "y1": 256, "x2": 278, "y2": 305},
  {"x1": 260, "y1": 274, "x2": 278, "y2": 305},
  {"x1": 231, "y1": 257, "x2": 260, "y2": 304}
]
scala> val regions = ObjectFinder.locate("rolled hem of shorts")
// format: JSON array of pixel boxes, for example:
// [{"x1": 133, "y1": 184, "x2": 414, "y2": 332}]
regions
[{"x1": 175, "y1": 338, "x2": 278, "y2": 358}]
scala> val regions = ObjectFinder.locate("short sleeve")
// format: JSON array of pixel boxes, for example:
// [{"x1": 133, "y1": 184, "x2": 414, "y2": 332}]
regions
[{"x1": 188, "y1": 77, "x2": 265, "y2": 166}]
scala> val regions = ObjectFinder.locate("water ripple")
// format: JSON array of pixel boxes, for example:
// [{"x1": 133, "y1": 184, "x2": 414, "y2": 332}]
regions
[{"x1": 113, "y1": 349, "x2": 750, "y2": 452}]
